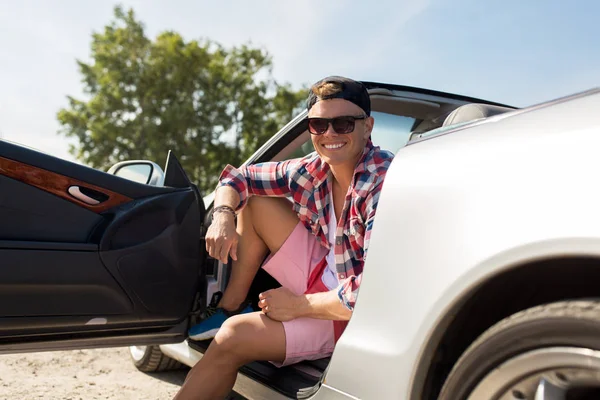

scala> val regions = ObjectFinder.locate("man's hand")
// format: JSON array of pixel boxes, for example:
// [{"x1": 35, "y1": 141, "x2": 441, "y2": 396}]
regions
[
  {"x1": 205, "y1": 212, "x2": 239, "y2": 264},
  {"x1": 261, "y1": 287, "x2": 353, "y2": 322},
  {"x1": 258, "y1": 287, "x2": 306, "y2": 322}
]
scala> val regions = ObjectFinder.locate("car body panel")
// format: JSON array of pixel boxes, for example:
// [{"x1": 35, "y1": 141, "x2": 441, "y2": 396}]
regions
[{"x1": 318, "y1": 89, "x2": 600, "y2": 399}]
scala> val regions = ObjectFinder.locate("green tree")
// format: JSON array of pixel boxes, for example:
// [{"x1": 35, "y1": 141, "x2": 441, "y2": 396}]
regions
[{"x1": 57, "y1": 6, "x2": 307, "y2": 193}]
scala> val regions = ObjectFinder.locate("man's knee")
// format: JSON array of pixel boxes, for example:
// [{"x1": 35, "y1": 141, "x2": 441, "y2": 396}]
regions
[
  {"x1": 208, "y1": 313, "x2": 286, "y2": 367},
  {"x1": 243, "y1": 197, "x2": 298, "y2": 254},
  {"x1": 211, "y1": 315, "x2": 249, "y2": 361}
]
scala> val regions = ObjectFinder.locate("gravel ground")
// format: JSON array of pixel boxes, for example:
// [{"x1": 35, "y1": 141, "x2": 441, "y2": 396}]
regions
[
  {"x1": 0, "y1": 347, "x2": 190, "y2": 400},
  {"x1": 0, "y1": 347, "x2": 247, "y2": 400}
]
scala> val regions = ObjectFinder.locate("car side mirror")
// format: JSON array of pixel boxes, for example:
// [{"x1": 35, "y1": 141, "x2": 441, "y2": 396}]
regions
[{"x1": 107, "y1": 160, "x2": 165, "y2": 186}]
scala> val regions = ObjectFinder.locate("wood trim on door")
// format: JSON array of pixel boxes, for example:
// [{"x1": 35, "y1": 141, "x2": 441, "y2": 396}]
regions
[{"x1": 0, "y1": 156, "x2": 131, "y2": 213}]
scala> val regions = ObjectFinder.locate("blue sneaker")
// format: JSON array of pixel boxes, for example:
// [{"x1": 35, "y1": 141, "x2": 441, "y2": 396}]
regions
[{"x1": 188, "y1": 293, "x2": 253, "y2": 341}]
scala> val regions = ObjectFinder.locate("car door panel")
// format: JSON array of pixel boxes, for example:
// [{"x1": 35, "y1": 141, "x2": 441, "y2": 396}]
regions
[
  {"x1": 0, "y1": 249, "x2": 132, "y2": 317},
  {"x1": 0, "y1": 155, "x2": 132, "y2": 213},
  {"x1": 99, "y1": 190, "x2": 201, "y2": 318},
  {"x1": 0, "y1": 140, "x2": 174, "y2": 200},
  {"x1": 0, "y1": 140, "x2": 203, "y2": 351},
  {"x1": 0, "y1": 174, "x2": 102, "y2": 242}
]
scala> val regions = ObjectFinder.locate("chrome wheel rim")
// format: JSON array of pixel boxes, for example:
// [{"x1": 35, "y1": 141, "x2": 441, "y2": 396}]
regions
[
  {"x1": 468, "y1": 347, "x2": 600, "y2": 400},
  {"x1": 129, "y1": 345, "x2": 148, "y2": 362}
]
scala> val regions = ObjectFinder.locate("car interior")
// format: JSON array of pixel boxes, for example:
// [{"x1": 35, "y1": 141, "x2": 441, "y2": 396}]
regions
[{"x1": 187, "y1": 87, "x2": 517, "y2": 398}]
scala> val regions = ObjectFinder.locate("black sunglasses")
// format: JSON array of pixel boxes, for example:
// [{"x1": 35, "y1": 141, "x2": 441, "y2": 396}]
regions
[{"x1": 307, "y1": 115, "x2": 367, "y2": 135}]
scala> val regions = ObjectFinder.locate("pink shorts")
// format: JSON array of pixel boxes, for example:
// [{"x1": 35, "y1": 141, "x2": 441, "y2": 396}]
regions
[{"x1": 261, "y1": 222, "x2": 335, "y2": 367}]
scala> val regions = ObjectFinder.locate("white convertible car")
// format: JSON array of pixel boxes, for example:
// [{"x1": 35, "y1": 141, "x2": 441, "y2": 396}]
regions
[{"x1": 2, "y1": 82, "x2": 600, "y2": 400}]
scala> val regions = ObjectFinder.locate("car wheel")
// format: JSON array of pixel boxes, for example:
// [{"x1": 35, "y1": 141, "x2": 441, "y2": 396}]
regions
[
  {"x1": 129, "y1": 345, "x2": 185, "y2": 372},
  {"x1": 438, "y1": 300, "x2": 600, "y2": 400}
]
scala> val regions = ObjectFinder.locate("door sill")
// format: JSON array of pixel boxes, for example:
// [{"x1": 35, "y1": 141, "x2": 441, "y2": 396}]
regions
[{"x1": 0, "y1": 330, "x2": 184, "y2": 355}]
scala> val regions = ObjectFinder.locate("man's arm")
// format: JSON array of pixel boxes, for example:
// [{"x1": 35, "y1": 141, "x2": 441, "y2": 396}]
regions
[
  {"x1": 209, "y1": 157, "x2": 308, "y2": 263},
  {"x1": 213, "y1": 185, "x2": 241, "y2": 211},
  {"x1": 217, "y1": 158, "x2": 302, "y2": 212},
  {"x1": 207, "y1": 185, "x2": 241, "y2": 263},
  {"x1": 258, "y1": 287, "x2": 352, "y2": 322},
  {"x1": 299, "y1": 290, "x2": 353, "y2": 321}
]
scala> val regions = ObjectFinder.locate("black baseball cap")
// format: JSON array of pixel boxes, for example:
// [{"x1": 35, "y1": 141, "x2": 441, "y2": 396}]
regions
[{"x1": 307, "y1": 76, "x2": 371, "y2": 116}]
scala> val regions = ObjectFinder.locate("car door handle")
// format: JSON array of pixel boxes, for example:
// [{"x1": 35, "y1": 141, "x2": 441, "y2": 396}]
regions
[{"x1": 68, "y1": 185, "x2": 107, "y2": 205}]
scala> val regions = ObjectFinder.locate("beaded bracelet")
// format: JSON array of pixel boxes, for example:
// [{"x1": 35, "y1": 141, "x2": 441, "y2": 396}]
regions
[{"x1": 213, "y1": 205, "x2": 236, "y2": 217}]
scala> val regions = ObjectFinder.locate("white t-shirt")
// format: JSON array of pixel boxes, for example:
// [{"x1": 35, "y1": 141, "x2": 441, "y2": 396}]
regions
[{"x1": 321, "y1": 200, "x2": 339, "y2": 290}]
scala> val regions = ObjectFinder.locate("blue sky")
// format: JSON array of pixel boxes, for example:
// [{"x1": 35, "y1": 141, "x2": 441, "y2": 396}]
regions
[{"x1": 1, "y1": 0, "x2": 598, "y2": 163}]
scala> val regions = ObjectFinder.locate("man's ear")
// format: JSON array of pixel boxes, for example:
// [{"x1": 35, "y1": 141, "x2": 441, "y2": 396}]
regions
[{"x1": 363, "y1": 116, "x2": 374, "y2": 139}]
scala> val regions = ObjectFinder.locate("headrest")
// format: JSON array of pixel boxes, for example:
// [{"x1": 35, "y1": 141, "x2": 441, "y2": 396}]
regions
[{"x1": 443, "y1": 103, "x2": 513, "y2": 127}]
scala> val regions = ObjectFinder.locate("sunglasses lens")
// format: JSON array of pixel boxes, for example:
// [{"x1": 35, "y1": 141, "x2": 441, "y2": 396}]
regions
[
  {"x1": 308, "y1": 116, "x2": 361, "y2": 135},
  {"x1": 308, "y1": 119, "x2": 329, "y2": 134},
  {"x1": 331, "y1": 117, "x2": 355, "y2": 134}
]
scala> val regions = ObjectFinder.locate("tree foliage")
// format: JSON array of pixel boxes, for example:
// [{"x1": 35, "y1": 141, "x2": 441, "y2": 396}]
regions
[{"x1": 58, "y1": 6, "x2": 307, "y2": 192}]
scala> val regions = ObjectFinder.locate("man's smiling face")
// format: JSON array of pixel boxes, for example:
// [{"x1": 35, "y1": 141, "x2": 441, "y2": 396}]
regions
[{"x1": 308, "y1": 98, "x2": 373, "y2": 168}]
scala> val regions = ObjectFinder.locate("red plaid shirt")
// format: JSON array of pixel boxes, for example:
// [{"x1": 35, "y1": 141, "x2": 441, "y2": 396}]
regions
[{"x1": 217, "y1": 140, "x2": 394, "y2": 311}]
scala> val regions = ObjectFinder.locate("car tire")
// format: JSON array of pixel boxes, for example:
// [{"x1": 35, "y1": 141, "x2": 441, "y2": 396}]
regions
[
  {"x1": 438, "y1": 300, "x2": 600, "y2": 400},
  {"x1": 129, "y1": 345, "x2": 185, "y2": 372}
]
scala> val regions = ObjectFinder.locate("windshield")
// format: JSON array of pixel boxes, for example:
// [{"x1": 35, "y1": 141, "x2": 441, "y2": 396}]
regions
[{"x1": 370, "y1": 111, "x2": 416, "y2": 154}]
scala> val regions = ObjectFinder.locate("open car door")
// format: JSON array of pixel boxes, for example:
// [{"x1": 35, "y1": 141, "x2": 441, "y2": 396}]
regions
[{"x1": 0, "y1": 140, "x2": 205, "y2": 354}]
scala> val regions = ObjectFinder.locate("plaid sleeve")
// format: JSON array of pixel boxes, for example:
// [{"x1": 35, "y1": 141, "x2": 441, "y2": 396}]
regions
[
  {"x1": 361, "y1": 182, "x2": 382, "y2": 261},
  {"x1": 216, "y1": 159, "x2": 300, "y2": 211},
  {"x1": 337, "y1": 274, "x2": 362, "y2": 311},
  {"x1": 336, "y1": 181, "x2": 384, "y2": 310}
]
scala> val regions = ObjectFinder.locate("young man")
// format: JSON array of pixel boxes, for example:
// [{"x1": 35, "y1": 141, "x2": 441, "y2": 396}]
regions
[{"x1": 174, "y1": 76, "x2": 394, "y2": 400}]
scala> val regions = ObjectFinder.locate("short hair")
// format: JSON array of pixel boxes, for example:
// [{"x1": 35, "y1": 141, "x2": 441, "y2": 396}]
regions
[{"x1": 311, "y1": 81, "x2": 343, "y2": 99}]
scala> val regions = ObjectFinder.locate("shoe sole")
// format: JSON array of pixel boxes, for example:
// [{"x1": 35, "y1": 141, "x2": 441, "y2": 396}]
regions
[{"x1": 188, "y1": 327, "x2": 220, "y2": 341}]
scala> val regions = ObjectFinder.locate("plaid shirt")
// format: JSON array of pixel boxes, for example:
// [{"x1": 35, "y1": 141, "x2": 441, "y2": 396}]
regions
[{"x1": 217, "y1": 140, "x2": 394, "y2": 311}]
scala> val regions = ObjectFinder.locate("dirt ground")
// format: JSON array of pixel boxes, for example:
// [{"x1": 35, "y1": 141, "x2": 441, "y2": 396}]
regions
[{"x1": 0, "y1": 347, "x2": 190, "y2": 400}]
